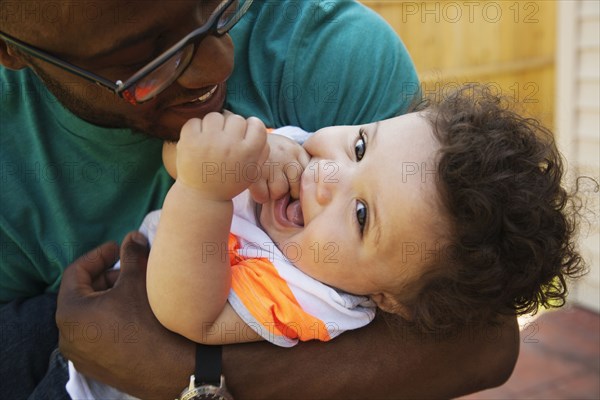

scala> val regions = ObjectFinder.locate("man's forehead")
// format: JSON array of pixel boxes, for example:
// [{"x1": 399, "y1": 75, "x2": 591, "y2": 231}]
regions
[{"x1": 1, "y1": 0, "x2": 205, "y2": 56}]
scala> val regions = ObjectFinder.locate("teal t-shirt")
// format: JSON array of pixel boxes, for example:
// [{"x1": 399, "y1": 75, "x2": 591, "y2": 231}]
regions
[{"x1": 0, "y1": 0, "x2": 418, "y2": 303}]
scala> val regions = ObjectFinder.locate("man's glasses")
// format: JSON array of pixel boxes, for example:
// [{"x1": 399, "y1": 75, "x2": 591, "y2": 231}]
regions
[{"x1": 0, "y1": 0, "x2": 254, "y2": 105}]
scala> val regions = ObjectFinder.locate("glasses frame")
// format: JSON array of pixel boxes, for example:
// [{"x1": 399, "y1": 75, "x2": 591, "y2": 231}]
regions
[{"x1": 0, "y1": 0, "x2": 253, "y2": 104}]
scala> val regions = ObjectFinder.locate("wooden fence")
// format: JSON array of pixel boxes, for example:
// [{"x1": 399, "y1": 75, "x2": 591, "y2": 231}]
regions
[{"x1": 363, "y1": 0, "x2": 556, "y2": 128}]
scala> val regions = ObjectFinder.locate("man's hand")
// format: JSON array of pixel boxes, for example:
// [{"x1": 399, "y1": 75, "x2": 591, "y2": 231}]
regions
[
  {"x1": 249, "y1": 133, "x2": 310, "y2": 204},
  {"x1": 56, "y1": 232, "x2": 194, "y2": 398},
  {"x1": 56, "y1": 231, "x2": 519, "y2": 399},
  {"x1": 176, "y1": 112, "x2": 270, "y2": 201}
]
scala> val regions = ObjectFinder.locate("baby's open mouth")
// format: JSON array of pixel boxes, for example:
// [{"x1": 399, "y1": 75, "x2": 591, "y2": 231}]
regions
[{"x1": 286, "y1": 195, "x2": 304, "y2": 227}]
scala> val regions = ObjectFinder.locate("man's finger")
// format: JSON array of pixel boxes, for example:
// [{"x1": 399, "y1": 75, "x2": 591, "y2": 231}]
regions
[
  {"x1": 60, "y1": 241, "x2": 120, "y2": 297},
  {"x1": 102, "y1": 269, "x2": 120, "y2": 289},
  {"x1": 116, "y1": 231, "x2": 150, "y2": 282}
]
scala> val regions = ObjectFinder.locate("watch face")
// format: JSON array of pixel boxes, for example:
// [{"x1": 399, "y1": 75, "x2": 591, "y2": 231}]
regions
[
  {"x1": 179, "y1": 375, "x2": 234, "y2": 400},
  {"x1": 181, "y1": 385, "x2": 234, "y2": 400},
  {"x1": 184, "y1": 392, "x2": 226, "y2": 400}
]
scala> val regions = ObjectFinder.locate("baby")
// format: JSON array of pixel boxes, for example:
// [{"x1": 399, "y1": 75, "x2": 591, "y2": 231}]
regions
[
  {"x1": 147, "y1": 85, "x2": 585, "y2": 345},
  {"x1": 67, "y1": 85, "x2": 586, "y2": 399}
]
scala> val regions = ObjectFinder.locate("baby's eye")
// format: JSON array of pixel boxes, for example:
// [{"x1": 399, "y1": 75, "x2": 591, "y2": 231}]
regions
[
  {"x1": 354, "y1": 128, "x2": 367, "y2": 161},
  {"x1": 356, "y1": 200, "x2": 367, "y2": 235}
]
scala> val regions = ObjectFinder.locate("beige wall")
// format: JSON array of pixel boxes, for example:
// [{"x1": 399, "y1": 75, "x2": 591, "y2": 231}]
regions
[
  {"x1": 556, "y1": 0, "x2": 600, "y2": 312},
  {"x1": 363, "y1": 0, "x2": 556, "y2": 128}
]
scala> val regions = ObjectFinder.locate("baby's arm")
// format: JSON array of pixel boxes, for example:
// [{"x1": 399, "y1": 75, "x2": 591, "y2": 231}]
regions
[
  {"x1": 199, "y1": 302, "x2": 263, "y2": 344},
  {"x1": 147, "y1": 112, "x2": 269, "y2": 343}
]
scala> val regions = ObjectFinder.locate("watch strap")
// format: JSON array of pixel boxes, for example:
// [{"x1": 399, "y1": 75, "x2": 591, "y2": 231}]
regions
[{"x1": 195, "y1": 343, "x2": 222, "y2": 387}]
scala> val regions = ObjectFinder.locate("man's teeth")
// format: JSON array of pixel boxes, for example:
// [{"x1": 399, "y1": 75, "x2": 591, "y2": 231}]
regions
[{"x1": 194, "y1": 85, "x2": 218, "y2": 103}]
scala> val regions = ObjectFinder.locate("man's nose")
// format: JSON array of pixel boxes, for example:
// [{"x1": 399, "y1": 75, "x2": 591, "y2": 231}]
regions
[{"x1": 176, "y1": 35, "x2": 234, "y2": 88}]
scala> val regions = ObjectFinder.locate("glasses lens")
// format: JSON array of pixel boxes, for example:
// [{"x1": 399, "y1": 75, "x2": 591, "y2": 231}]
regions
[
  {"x1": 132, "y1": 44, "x2": 194, "y2": 102},
  {"x1": 217, "y1": 0, "x2": 253, "y2": 34}
]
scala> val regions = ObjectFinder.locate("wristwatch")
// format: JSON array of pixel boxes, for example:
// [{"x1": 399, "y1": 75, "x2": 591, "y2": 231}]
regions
[{"x1": 176, "y1": 344, "x2": 234, "y2": 400}]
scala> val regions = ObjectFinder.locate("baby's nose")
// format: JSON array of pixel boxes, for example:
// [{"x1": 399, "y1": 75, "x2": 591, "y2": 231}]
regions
[{"x1": 313, "y1": 160, "x2": 341, "y2": 205}]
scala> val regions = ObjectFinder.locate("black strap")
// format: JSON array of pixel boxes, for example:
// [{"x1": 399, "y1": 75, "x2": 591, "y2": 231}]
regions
[{"x1": 195, "y1": 344, "x2": 222, "y2": 387}]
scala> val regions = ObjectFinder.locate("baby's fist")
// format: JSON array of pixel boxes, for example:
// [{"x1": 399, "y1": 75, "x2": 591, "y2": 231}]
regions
[{"x1": 176, "y1": 112, "x2": 270, "y2": 201}]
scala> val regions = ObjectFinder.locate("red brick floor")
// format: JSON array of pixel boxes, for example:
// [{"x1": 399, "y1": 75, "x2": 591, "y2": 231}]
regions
[{"x1": 459, "y1": 305, "x2": 600, "y2": 400}]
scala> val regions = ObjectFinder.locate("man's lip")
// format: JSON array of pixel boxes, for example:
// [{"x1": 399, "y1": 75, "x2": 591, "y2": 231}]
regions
[
  {"x1": 163, "y1": 83, "x2": 226, "y2": 116},
  {"x1": 168, "y1": 84, "x2": 219, "y2": 107}
]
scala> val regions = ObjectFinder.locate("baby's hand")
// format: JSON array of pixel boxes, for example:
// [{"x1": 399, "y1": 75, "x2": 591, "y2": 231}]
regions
[
  {"x1": 249, "y1": 134, "x2": 310, "y2": 204},
  {"x1": 176, "y1": 112, "x2": 269, "y2": 201}
]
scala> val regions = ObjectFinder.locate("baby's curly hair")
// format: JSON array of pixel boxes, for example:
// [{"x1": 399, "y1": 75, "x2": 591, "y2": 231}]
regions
[{"x1": 398, "y1": 84, "x2": 587, "y2": 334}]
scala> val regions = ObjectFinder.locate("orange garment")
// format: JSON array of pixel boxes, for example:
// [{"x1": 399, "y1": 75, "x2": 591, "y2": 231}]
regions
[
  {"x1": 229, "y1": 234, "x2": 331, "y2": 343},
  {"x1": 227, "y1": 191, "x2": 376, "y2": 347}
]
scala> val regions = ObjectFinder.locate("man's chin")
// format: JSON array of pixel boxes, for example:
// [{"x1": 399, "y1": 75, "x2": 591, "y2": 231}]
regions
[{"x1": 134, "y1": 122, "x2": 181, "y2": 141}]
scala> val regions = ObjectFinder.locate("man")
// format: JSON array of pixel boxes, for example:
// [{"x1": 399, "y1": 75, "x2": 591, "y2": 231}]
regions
[{"x1": 0, "y1": 0, "x2": 519, "y2": 398}]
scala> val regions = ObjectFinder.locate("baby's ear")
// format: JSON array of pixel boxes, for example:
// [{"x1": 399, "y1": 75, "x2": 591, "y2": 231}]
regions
[{"x1": 370, "y1": 293, "x2": 412, "y2": 320}]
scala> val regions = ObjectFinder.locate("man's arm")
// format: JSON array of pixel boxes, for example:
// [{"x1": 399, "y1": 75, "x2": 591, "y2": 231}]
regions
[
  {"x1": 225, "y1": 315, "x2": 519, "y2": 399},
  {"x1": 58, "y1": 232, "x2": 519, "y2": 399}
]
